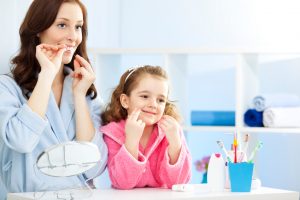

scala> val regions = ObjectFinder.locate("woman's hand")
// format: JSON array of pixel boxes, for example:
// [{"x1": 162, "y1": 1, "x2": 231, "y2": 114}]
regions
[
  {"x1": 36, "y1": 44, "x2": 66, "y2": 77},
  {"x1": 72, "y1": 55, "x2": 96, "y2": 96}
]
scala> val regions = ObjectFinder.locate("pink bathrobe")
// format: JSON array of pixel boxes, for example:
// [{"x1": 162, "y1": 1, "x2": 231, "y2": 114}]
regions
[{"x1": 100, "y1": 120, "x2": 192, "y2": 189}]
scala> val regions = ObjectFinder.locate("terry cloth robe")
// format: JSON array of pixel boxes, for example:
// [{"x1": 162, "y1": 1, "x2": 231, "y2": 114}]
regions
[
  {"x1": 101, "y1": 120, "x2": 191, "y2": 189},
  {"x1": 0, "y1": 70, "x2": 108, "y2": 198}
]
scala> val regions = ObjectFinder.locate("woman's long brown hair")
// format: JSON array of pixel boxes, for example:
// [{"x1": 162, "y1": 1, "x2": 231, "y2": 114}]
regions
[{"x1": 11, "y1": 0, "x2": 97, "y2": 99}]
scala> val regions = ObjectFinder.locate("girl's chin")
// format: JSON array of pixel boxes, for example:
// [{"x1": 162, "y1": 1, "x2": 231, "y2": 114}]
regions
[{"x1": 141, "y1": 118, "x2": 158, "y2": 126}]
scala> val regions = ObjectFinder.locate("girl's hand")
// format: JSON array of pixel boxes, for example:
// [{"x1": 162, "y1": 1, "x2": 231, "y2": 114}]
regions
[
  {"x1": 159, "y1": 115, "x2": 182, "y2": 164},
  {"x1": 158, "y1": 115, "x2": 182, "y2": 148},
  {"x1": 36, "y1": 44, "x2": 66, "y2": 77},
  {"x1": 125, "y1": 109, "x2": 145, "y2": 146},
  {"x1": 72, "y1": 55, "x2": 96, "y2": 96}
]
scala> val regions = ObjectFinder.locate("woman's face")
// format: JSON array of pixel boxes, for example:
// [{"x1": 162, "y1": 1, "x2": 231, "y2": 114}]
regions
[{"x1": 39, "y1": 2, "x2": 83, "y2": 64}]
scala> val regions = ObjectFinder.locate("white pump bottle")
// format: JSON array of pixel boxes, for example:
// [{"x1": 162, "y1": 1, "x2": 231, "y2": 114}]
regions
[{"x1": 207, "y1": 153, "x2": 225, "y2": 192}]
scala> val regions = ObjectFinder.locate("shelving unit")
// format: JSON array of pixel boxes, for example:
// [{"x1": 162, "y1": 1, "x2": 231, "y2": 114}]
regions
[
  {"x1": 88, "y1": 47, "x2": 300, "y2": 135},
  {"x1": 88, "y1": 47, "x2": 300, "y2": 186}
]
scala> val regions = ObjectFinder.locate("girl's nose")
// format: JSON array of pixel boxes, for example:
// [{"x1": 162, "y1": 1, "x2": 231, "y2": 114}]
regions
[{"x1": 148, "y1": 98, "x2": 157, "y2": 108}]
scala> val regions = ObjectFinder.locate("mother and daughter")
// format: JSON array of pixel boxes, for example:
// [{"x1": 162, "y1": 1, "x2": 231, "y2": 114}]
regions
[{"x1": 0, "y1": 0, "x2": 191, "y2": 198}]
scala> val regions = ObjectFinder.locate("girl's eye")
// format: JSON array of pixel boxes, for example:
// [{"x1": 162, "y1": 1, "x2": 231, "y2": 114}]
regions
[
  {"x1": 141, "y1": 95, "x2": 148, "y2": 99},
  {"x1": 158, "y1": 99, "x2": 166, "y2": 103}
]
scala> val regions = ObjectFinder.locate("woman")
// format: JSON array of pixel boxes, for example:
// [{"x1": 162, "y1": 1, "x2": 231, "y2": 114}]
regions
[{"x1": 0, "y1": 0, "x2": 107, "y2": 197}]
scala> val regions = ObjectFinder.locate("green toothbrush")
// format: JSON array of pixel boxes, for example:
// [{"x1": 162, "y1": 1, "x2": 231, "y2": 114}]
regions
[{"x1": 248, "y1": 141, "x2": 263, "y2": 163}]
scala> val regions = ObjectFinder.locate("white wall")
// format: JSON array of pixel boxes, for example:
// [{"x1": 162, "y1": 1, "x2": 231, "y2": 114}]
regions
[
  {"x1": 119, "y1": 0, "x2": 300, "y2": 50},
  {"x1": 0, "y1": 0, "x2": 17, "y2": 74},
  {"x1": 0, "y1": 0, "x2": 31, "y2": 74},
  {"x1": 82, "y1": 0, "x2": 121, "y2": 48}
]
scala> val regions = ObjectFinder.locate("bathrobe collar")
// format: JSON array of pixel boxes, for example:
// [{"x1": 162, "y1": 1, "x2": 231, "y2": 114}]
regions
[
  {"x1": 45, "y1": 67, "x2": 75, "y2": 142},
  {"x1": 101, "y1": 120, "x2": 166, "y2": 159}
]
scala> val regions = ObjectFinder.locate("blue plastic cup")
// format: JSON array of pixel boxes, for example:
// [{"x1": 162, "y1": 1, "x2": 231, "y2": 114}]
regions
[{"x1": 228, "y1": 162, "x2": 254, "y2": 192}]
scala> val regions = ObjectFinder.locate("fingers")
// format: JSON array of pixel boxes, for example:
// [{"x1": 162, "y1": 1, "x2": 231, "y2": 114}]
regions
[
  {"x1": 159, "y1": 115, "x2": 175, "y2": 125},
  {"x1": 37, "y1": 44, "x2": 59, "y2": 51},
  {"x1": 137, "y1": 119, "x2": 144, "y2": 125},
  {"x1": 37, "y1": 44, "x2": 65, "y2": 54},
  {"x1": 73, "y1": 55, "x2": 95, "y2": 81},
  {"x1": 74, "y1": 56, "x2": 95, "y2": 81},
  {"x1": 74, "y1": 59, "x2": 81, "y2": 70},
  {"x1": 37, "y1": 45, "x2": 55, "y2": 59},
  {"x1": 56, "y1": 46, "x2": 66, "y2": 60},
  {"x1": 127, "y1": 109, "x2": 145, "y2": 127},
  {"x1": 75, "y1": 55, "x2": 94, "y2": 73},
  {"x1": 73, "y1": 63, "x2": 95, "y2": 83},
  {"x1": 128, "y1": 109, "x2": 141, "y2": 121},
  {"x1": 158, "y1": 115, "x2": 178, "y2": 132},
  {"x1": 72, "y1": 59, "x2": 82, "y2": 78},
  {"x1": 36, "y1": 44, "x2": 66, "y2": 60}
]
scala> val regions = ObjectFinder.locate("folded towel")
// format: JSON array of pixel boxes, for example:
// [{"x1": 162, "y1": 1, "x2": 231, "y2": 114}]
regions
[
  {"x1": 244, "y1": 109, "x2": 263, "y2": 127},
  {"x1": 191, "y1": 111, "x2": 235, "y2": 126},
  {"x1": 253, "y1": 94, "x2": 300, "y2": 111},
  {"x1": 263, "y1": 107, "x2": 300, "y2": 128}
]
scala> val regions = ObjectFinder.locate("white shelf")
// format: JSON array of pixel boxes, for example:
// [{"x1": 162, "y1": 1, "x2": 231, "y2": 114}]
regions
[
  {"x1": 183, "y1": 126, "x2": 236, "y2": 133},
  {"x1": 88, "y1": 48, "x2": 300, "y2": 54},
  {"x1": 183, "y1": 126, "x2": 300, "y2": 134},
  {"x1": 240, "y1": 127, "x2": 300, "y2": 134}
]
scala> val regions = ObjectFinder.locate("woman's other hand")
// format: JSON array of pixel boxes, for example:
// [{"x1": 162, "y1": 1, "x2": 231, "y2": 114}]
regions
[{"x1": 72, "y1": 55, "x2": 95, "y2": 96}]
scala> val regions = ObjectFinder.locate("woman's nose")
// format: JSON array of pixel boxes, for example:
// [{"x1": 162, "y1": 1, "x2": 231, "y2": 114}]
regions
[{"x1": 67, "y1": 28, "x2": 77, "y2": 41}]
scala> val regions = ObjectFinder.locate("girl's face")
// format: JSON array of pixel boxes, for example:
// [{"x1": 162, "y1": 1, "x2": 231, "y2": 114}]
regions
[
  {"x1": 121, "y1": 74, "x2": 168, "y2": 126},
  {"x1": 39, "y1": 2, "x2": 83, "y2": 65}
]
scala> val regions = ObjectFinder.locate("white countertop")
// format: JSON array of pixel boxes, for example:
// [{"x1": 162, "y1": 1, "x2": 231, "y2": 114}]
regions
[{"x1": 7, "y1": 185, "x2": 299, "y2": 200}]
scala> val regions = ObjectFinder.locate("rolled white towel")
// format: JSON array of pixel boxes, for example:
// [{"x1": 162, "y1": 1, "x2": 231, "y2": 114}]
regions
[
  {"x1": 263, "y1": 107, "x2": 300, "y2": 128},
  {"x1": 253, "y1": 94, "x2": 300, "y2": 112}
]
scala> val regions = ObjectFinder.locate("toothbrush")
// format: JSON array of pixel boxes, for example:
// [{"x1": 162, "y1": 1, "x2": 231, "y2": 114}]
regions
[
  {"x1": 238, "y1": 133, "x2": 249, "y2": 162},
  {"x1": 216, "y1": 140, "x2": 232, "y2": 163},
  {"x1": 248, "y1": 141, "x2": 263, "y2": 163},
  {"x1": 233, "y1": 132, "x2": 238, "y2": 163}
]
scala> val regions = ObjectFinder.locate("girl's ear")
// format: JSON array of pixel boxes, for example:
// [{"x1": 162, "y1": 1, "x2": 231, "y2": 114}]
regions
[{"x1": 120, "y1": 94, "x2": 129, "y2": 109}]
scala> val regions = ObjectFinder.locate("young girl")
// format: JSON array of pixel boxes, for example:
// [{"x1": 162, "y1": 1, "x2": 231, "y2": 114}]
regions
[{"x1": 100, "y1": 65, "x2": 191, "y2": 189}]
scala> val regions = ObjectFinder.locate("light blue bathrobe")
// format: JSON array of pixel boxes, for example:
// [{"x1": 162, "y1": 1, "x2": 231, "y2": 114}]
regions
[{"x1": 0, "y1": 69, "x2": 108, "y2": 199}]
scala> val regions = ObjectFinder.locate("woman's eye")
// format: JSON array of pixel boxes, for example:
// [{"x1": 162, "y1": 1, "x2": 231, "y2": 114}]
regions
[
  {"x1": 76, "y1": 25, "x2": 82, "y2": 30},
  {"x1": 57, "y1": 23, "x2": 66, "y2": 28}
]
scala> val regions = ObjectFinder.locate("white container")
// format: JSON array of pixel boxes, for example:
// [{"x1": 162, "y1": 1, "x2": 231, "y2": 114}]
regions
[{"x1": 207, "y1": 153, "x2": 225, "y2": 192}]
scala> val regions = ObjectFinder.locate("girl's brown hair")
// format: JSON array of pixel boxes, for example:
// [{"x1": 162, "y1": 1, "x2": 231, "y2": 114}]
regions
[
  {"x1": 101, "y1": 65, "x2": 181, "y2": 125},
  {"x1": 10, "y1": 0, "x2": 97, "y2": 99}
]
